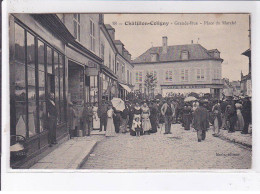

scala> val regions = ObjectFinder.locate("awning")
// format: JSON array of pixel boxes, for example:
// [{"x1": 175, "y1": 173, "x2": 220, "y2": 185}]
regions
[{"x1": 119, "y1": 83, "x2": 132, "y2": 92}]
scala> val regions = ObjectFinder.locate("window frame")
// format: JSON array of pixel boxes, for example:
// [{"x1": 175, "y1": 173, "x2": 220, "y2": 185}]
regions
[
  {"x1": 90, "y1": 19, "x2": 95, "y2": 52},
  {"x1": 165, "y1": 70, "x2": 173, "y2": 82},
  {"x1": 73, "y1": 14, "x2": 80, "y2": 42},
  {"x1": 196, "y1": 68, "x2": 205, "y2": 81},
  {"x1": 180, "y1": 68, "x2": 189, "y2": 82}
]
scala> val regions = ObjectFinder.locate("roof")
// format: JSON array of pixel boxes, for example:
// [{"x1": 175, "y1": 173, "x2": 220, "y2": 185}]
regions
[
  {"x1": 114, "y1": 40, "x2": 124, "y2": 46},
  {"x1": 242, "y1": 49, "x2": 251, "y2": 57},
  {"x1": 105, "y1": 24, "x2": 114, "y2": 31},
  {"x1": 132, "y1": 44, "x2": 223, "y2": 64}
]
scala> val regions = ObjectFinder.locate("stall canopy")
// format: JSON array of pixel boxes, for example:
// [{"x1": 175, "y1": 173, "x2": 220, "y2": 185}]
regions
[{"x1": 119, "y1": 83, "x2": 132, "y2": 92}]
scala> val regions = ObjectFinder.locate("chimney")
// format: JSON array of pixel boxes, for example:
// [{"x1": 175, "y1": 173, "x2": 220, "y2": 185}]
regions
[
  {"x1": 162, "y1": 36, "x2": 168, "y2": 53},
  {"x1": 191, "y1": 40, "x2": 193, "y2": 44}
]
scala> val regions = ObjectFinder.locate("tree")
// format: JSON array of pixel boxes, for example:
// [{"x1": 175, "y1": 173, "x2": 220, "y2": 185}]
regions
[{"x1": 144, "y1": 72, "x2": 157, "y2": 99}]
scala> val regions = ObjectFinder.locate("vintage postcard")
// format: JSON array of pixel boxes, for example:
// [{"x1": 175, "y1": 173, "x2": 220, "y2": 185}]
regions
[{"x1": 7, "y1": 12, "x2": 252, "y2": 170}]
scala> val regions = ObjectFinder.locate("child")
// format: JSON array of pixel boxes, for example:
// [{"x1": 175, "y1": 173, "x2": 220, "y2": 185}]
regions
[{"x1": 132, "y1": 116, "x2": 142, "y2": 137}]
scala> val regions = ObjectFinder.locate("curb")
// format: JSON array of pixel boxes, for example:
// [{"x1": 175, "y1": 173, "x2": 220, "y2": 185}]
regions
[
  {"x1": 217, "y1": 134, "x2": 252, "y2": 149},
  {"x1": 75, "y1": 141, "x2": 98, "y2": 169}
]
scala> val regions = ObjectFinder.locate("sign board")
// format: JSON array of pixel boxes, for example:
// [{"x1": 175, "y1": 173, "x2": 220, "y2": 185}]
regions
[{"x1": 86, "y1": 68, "x2": 99, "y2": 76}]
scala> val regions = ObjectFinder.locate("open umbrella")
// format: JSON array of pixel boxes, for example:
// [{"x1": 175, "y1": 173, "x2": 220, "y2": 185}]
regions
[
  {"x1": 111, "y1": 98, "x2": 125, "y2": 111},
  {"x1": 184, "y1": 96, "x2": 197, "y2": 102}
]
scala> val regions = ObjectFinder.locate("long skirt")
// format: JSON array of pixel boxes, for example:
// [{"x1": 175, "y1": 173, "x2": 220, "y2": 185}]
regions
[
  {"x1": 213, "y1": 117, "x2": 220, "y2": 134},
  {"x1": 183, "y1": 114, "x2": 191, "y2": 130},
  {"x1": 93, "y1": 114, "x2": 100, "y2": 130},
  {"x1": 142, "y1": 116, "x2": 151, "y2": 132},
  {"x1": 236, "y1": 112, "x2": 245, "y2": 131},
  {"x1": 120, "y1": 117, "x2": 129, "y2": 133},
  {"x1": 106, "y1": 118, "x2": 116, "y2": 137}
]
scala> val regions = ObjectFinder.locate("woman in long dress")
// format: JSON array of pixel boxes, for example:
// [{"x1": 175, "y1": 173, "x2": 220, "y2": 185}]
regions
[
  {"x1": 141, "y1": 103, "x2": 152, "y2": 135},
  {"x1": 92, "y1": 102, "x2": 100, "y2": 130},
  {"x1": 212, "y1": 101, "x2": 222, "y2": 136},
  {"x1": 235, "y1": 102, "x2": 244, "y2": 131},
  {"x1": 106, "y1": 104, "x2": 116, "y2": 137}
]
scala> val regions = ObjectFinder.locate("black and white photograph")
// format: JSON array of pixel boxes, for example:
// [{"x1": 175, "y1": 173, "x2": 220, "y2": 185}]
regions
[{"x1": 7, "y1": 12, "x2": 252, "y2": 170}]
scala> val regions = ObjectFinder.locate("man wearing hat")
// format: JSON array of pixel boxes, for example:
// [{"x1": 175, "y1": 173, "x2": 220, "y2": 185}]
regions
[
  {"x1": 46, "y1": 93, "x2": 57, "y2": 146},
  {"x1": 99, "y1": 98, "x2": 108, "y2": 132},
  {"x1": 193, "y1": 101, "x2": 210, "y2": 142}
]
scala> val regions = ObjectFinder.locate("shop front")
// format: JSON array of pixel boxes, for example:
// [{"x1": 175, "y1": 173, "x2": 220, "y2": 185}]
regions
[
  {"x1": 9, "y1": 14, "x2": 74, "y2": 167},
  {"x1": 100, "y1": 65, "x2": 118, "y2": 101}
]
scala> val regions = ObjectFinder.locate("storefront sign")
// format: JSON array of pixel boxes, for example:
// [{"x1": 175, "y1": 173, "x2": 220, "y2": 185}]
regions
[
  {"x1": 163, "y1": 85, "x2": 206, "y2": 89},
  {"x1": 86, "y1": 68, "x2": 99, "y2": 76},
  {"x1": 88, "y1": 61, "x2": 98, "y2": 68}
]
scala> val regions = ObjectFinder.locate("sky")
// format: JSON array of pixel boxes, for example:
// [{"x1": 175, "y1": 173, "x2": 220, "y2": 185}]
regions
[{"x1": 104, "y1": 14, "x2": 250, "y2": 81}]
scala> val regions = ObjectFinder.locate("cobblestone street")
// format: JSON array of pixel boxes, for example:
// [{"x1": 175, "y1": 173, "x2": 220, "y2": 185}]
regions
[{"x1": 81, "y1": 124, "x2": 251, "y2": 169}]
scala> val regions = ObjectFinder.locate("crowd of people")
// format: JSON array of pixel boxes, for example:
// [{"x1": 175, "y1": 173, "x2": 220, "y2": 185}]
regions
[{"x1": 67, "y1": 94, "x2": 252, "y2": 142}]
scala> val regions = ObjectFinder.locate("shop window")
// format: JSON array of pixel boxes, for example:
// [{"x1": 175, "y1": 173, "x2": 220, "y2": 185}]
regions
[
  {"x1": 59, "y1": 55, "x2": 65, "y2": 122},
  {"x1": 14, "y1": 23, "x2": 27, "y2": 137},
  {"x1": 73, "y1": 14, "x2": 80, "y2": 41},
  {"x1": 54, "y1": 51, "x2": 60, "y2": 124},
  {"x1": 12, "y1": 22, "x2": 67, "y2": 141},
  {"x1": 38, "y1": 40, "x2": 46, "y2": 132}
]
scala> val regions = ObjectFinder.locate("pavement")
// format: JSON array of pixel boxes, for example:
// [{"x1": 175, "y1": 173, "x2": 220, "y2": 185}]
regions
[
  {"x1": 30, "y1": 136, "x2": 104, "y2": 169},
  {"x1": 216, "y1": 129, "x2": 252, "y2": 148},
  {"x1": 81, "y1": 124, "x2": 252, "y2": 169}
]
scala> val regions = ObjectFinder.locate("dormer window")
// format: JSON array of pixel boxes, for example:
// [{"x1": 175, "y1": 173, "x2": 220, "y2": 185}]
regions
[
  {"x1": 151, "y1": 53, "x2": 159, "y2": 62},
  {"x1": 181, "y1": 51, "x2": 189, "y2": 60},
  {"x1": 214, "y1": 51, "x2": 220, "y2": 58}
]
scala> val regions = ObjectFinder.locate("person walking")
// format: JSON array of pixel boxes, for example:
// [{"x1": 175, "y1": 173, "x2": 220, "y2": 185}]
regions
[
  {"x1": 241, "y1": 96, "x2": 251, "y2": 134},
  {"x1": 227, "y1": 99, "x2": 237, "y2": 133},
  {"x1": 113, "y1": 108, "x2": 121, "y2": 133},
  {"x1": 46, "y1": 93, "x2": 57, "y2": 146},
  {"x1": 106, "y1": 104, "x2": 116, "y2": 137},
  {"x1": 235, "y1": 100, "x2": 244, "y2": 131},
  {"x1": 141, "y1": 102, "x2": 152, "y2": 135},
  {"x1": 120, "y1": 104, "x2": 129, "y2": 133},
  {"x1": 99, "y1": 99, "x2": 108, "y2": 132},
  {"x1": 182, "y1": 103, "x2": 192, "y2": 131},
  {"x1": 92, "y1": 102, "x2": 100, "y2": 130},
  {"x1": 212, "y1": 100, "x2": 222, "y2": 136},
  {"x1": 161, "y1": 99, "x2": 173, "y2": 134},
  {"x1": 149, "y1": 101, "x2": 159, "y2": 133},
  {"x1": 84, "y1": 102, "x2": 93, "y2": 136},
  {"x1": 193, "y1": 101, "x2": 210, "y2": 142}
]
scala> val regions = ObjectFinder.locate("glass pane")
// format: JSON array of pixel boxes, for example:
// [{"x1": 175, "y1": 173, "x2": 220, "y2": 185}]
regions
[
  {"x1": 39, "y1": 101, "x2": 47, "y2": 132},
  {"x1": 73, "y1": 21, "x2": 77, "y2": 39},
  {"x1": 38, "y1": 40, "x2": 44, "y2": 71},
  {"x1": 59, "y1": 55, "x2": 65, "y2": 122},
  {"x1": 38, "y1": 40, "x2": 45, "y2": 100},
  {"x1": 28, "y1": 101, "x2": 37, "y2": 137},
  {"x1": 15, "y1": 102, "x2": 27, "y2": 137},
  {"x1": 14, "y1": 24, "x2": 26, "y2": 102},
  {"x1": 47, "y1": 46, "x2": 52, "y2": 74},
  {"x1": 54, "y1": 52, "x2": 60, "y2": 123}
]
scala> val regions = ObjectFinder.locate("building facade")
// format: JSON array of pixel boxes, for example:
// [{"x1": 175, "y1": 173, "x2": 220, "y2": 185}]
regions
[
  {"x1": 9, "y1": 14, "x2": 73, "y2": 167},
  {"x1": 114, "y1": 40, "x2": 134, "y2": 100},
  {"x1": 132, "y1": 37, "x2": 223, "y2": 99},
  {"x1": 9, "y1": 14, "x2": 135, "y2": 167},
  {"x1": 240, "y1": 49, "x2": 251, "y2": 97}
]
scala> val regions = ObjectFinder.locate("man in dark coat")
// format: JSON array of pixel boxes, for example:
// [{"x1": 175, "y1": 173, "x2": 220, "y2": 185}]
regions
[
  {"x1": 241, "y1": 96, "x2": 252, "y2": 134},
  {"x1": 161, "y1": 99, "x2": 173, "y2": 134},
  {"x1": 149, "y1": 101, "x2": 159, "y2": 133},
  {"x1": 193, "y1": 101, "x2": 210, "y2": 142},
  {"x1": 82, "y1": 102, "x2": 93, "y2": 136},
  {"x1": 227, "y1": 99, "x2": 237, "y2": 133},
  {"x1": 99, "y1": 99, "x2": 108, "y2": 132},
  {"x1": 46, "y1": 93, "x2": 57, "y2": 146}
]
